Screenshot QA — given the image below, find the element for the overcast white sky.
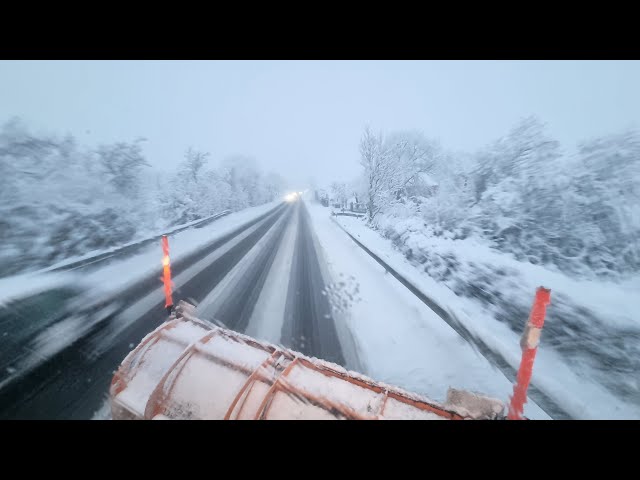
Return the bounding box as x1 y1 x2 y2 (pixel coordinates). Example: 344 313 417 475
1 60 639 187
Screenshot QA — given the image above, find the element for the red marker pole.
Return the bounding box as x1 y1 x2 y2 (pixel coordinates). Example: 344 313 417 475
507 287 551 420
161 235 173 315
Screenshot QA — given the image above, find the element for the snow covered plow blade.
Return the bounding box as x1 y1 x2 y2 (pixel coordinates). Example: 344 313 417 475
109 302 505 420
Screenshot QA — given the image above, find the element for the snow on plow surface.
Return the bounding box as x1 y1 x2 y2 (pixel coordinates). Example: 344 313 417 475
110 303 507 420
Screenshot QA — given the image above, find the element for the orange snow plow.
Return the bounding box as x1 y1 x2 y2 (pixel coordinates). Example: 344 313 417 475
109 238 548 420
110 301 506 420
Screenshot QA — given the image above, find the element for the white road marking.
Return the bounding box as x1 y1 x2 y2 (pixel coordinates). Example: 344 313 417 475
198 210 290 320
88 212 278 354
245 205 299 343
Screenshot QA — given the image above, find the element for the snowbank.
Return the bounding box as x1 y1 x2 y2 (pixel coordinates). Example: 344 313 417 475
306 201 551 420
333 210 640 419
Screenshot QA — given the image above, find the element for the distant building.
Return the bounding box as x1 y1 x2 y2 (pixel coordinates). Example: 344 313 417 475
346 196 366 213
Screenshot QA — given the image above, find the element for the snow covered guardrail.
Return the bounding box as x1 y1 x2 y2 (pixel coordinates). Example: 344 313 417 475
41 210 232 274
331 212 366 218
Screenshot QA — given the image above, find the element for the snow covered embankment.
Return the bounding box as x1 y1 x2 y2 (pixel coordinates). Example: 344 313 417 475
306 202 551 420
334 212 640 419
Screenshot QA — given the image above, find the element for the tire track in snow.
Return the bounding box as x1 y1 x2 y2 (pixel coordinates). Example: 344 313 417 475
244 204 299 344
0 205 288 419
197 206 293 332
281 203 346 367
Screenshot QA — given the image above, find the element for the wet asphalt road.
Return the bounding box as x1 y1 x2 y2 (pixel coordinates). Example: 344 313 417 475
282 204 344 365
0 201 347 419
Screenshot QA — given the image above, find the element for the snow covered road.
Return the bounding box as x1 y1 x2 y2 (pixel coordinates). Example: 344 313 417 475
0 203 290 418
0 201 353 419
1 198 552 419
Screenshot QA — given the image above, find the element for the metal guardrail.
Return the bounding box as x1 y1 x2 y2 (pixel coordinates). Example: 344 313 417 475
329 216 571 420
47 210 232 273
331 211 366 218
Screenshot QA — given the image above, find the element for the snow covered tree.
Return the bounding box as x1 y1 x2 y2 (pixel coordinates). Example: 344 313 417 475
466 116 563 254
330 181 348 208
564 130 640 275
359 126 395 222
348 176 367 205
264 171 287 201
0 117 290 277
385 130 441 199
354 116 640 279
0 119 148 275
96 138 150 200
183 147 209 182
357 126 446 222
220 155 260 209
417 151 474 231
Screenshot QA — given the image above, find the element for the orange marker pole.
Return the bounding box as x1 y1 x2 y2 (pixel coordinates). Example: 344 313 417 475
507 287 551 420
161 235 173 315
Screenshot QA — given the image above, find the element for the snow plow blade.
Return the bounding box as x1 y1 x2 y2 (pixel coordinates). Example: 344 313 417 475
110 301 506 420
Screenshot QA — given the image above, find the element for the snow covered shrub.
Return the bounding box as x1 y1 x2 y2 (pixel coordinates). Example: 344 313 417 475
0 118 287 277
363 117 640 280
467 117 640 279
0 118 150 276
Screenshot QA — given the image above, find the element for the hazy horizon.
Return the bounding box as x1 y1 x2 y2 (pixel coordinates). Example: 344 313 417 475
2 60 639 187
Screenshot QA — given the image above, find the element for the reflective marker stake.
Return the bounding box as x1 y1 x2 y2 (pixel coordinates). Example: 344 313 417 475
161 235 173 315
508 287 551 420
